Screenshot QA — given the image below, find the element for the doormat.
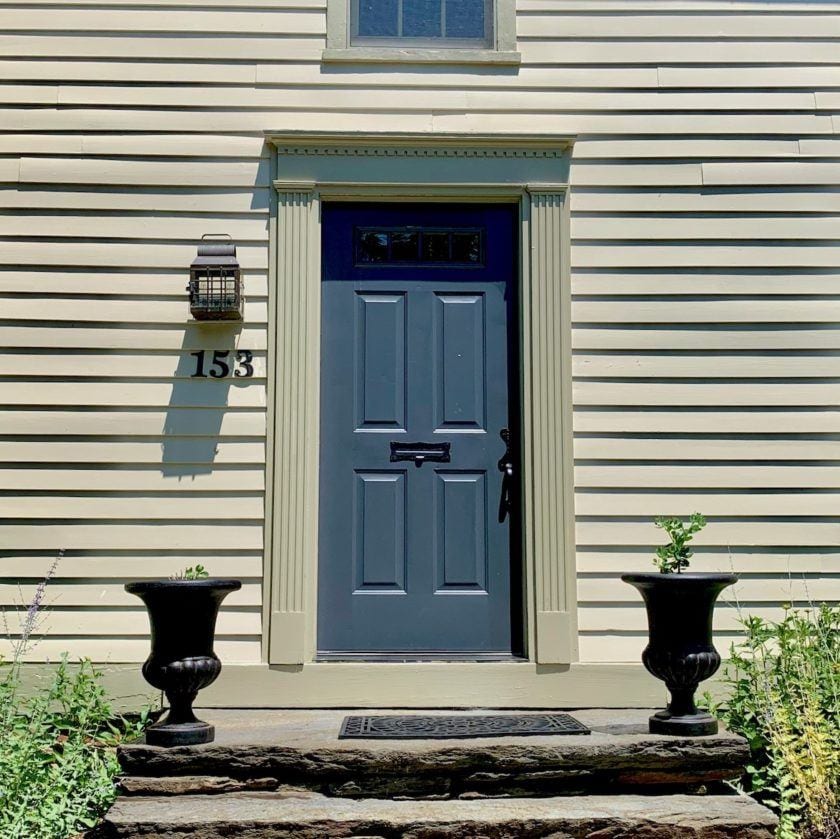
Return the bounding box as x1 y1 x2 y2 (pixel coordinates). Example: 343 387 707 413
338 713 590 739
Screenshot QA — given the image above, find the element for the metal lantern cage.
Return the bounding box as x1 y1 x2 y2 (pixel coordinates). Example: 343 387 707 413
188 234 243 321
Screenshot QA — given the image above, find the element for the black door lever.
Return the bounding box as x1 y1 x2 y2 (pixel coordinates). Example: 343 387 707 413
497 428 514 523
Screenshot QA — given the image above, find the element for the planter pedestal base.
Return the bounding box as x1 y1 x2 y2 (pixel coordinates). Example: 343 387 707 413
146 720 215 747
649 709 718 737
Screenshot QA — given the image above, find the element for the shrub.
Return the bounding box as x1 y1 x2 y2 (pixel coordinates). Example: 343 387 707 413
0 556 150 838
711 604 840 839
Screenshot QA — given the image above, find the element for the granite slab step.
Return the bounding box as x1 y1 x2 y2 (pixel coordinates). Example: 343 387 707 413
117 709 749 799
101 790 778 838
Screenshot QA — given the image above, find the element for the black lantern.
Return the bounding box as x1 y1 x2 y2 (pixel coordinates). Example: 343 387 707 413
188 234 243 320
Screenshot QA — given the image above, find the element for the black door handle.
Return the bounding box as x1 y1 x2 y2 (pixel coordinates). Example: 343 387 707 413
498 428 514 523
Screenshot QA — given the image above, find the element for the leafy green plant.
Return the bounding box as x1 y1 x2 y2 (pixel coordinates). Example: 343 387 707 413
653 512 707 573
170 564 209 580
708 604 840 839
0 553 151 838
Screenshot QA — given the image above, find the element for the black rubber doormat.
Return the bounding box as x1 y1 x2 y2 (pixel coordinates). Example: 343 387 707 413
338 713 590 739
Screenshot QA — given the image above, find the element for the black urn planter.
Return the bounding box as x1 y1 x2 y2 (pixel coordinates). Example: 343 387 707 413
125 579 241 747
621 572 737 736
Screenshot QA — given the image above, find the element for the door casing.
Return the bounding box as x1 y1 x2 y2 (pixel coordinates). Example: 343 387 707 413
264 133 577 702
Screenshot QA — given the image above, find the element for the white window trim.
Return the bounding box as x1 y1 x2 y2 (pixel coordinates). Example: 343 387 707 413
324 0 520 64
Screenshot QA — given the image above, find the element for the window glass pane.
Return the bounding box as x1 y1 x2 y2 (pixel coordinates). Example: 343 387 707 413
422 232 450 261
390 231 420 261
451 232 482 263
403 0 442 37
357 0 399 36
444 0 485 39
357 231 389 262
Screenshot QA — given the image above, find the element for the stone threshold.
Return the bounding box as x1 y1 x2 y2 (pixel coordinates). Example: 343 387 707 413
118 708 749 800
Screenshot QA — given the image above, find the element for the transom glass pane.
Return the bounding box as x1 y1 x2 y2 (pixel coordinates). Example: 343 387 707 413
354 0 489 45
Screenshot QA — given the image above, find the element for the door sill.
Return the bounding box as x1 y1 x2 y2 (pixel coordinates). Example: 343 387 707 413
316 652 526 663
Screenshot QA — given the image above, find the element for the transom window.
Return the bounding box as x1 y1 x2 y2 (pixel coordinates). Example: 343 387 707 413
355 226 484 265
351 0 492 47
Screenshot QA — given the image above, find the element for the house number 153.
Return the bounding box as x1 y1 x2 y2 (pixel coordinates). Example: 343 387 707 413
190 350 254 378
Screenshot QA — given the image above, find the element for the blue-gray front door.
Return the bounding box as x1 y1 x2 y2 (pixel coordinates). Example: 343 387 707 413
318 203 519 655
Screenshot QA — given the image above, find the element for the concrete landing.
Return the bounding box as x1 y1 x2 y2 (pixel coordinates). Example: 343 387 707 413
118 709 749 799
102 790 778 838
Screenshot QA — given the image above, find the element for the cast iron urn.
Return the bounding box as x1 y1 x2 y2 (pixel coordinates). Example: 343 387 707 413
621 572 737 736
125 579 241 746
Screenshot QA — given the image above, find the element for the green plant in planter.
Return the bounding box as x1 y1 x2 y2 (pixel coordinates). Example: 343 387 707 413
170 564 209 581
654 512 707 573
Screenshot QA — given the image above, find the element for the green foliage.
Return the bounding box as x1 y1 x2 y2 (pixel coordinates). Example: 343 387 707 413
0 552 150 838
653 512 707 573
171 564 209 581
709 604 840 839
0 657 150 839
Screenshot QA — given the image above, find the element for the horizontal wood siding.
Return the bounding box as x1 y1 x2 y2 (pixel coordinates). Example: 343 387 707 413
1 0 838 663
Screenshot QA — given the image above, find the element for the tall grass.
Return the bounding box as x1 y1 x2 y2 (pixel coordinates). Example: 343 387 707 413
712 604 840 839
0 552 149 839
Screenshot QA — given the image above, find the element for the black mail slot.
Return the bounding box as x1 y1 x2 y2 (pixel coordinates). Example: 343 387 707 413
390 441 451 466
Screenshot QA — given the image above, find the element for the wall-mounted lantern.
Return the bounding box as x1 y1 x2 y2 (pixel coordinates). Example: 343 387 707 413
188 234 243 321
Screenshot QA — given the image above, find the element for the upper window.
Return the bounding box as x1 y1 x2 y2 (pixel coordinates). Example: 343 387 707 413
324 0 519 64
353 0 491 48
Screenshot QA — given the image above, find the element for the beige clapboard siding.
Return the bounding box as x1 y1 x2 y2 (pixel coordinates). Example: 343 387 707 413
0 214 268 242
0 469 265 491
575 465 840 489
577 633 743 662
575 492 840 518
0 524 265 550
0 382 265 408
4 108 831 135
572 189 840 213
1 297 268 321
573 353 840 378
0 638 261 663
0 271 269 297
0 553 263 578
572 216 840 241
1 609 262 636
574 438 840 460
572 327 840 351
0 441 265 462
574 411 840 434
0 189 269 214
42 87 818 112
576 520 840 548
574 382 840 407
572 273 840 296
578 575 840 603
0 410 265 436
579 604 814 633
0 496 264 520
572 299 840 323
0 241 268 270
574 549 837 574
0 327 268 351
0 582 260 607
0 352 267 378
3 0 840 664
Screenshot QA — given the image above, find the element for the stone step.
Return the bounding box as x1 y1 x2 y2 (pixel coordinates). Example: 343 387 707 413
101 790 778 838
118 709 749 799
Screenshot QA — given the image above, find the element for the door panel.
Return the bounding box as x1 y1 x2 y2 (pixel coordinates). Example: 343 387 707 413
318 202 518 655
